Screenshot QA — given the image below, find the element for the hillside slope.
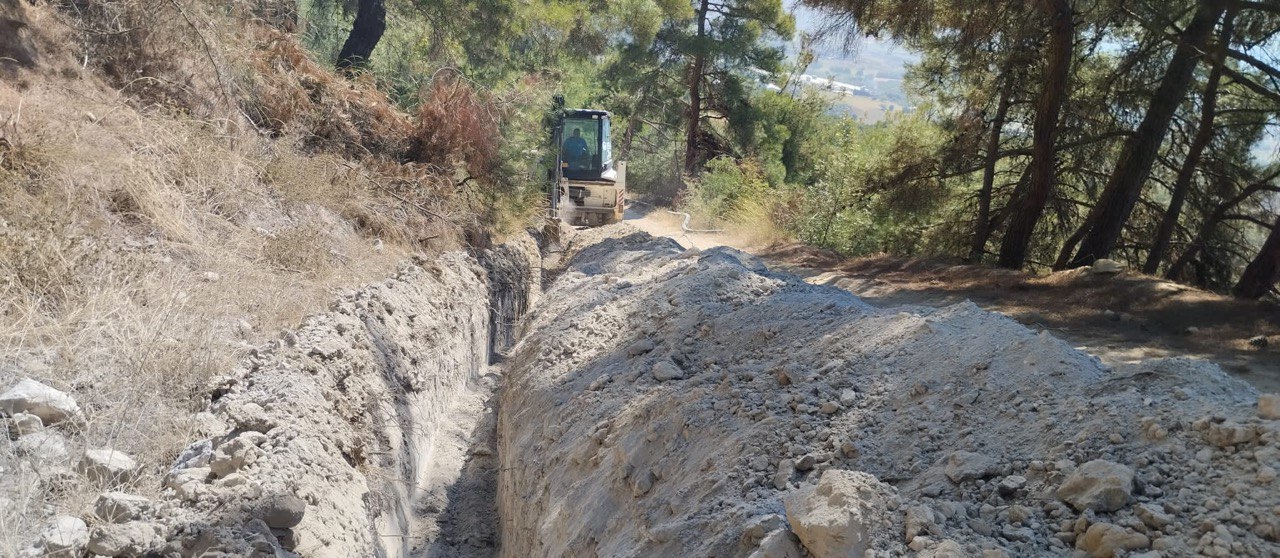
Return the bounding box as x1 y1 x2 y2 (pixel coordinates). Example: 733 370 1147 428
0 0 503 551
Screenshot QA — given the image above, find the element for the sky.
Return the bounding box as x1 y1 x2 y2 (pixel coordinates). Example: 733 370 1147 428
784 1 1277 165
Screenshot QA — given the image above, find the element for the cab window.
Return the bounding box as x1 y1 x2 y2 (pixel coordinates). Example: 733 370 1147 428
562 117 600 170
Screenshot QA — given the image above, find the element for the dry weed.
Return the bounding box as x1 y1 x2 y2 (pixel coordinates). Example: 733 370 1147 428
261 224 332 274
726 195 792 248
0 24 411 558
240 28 410 157
58 0 229 117
0 194 100 313
406 75 503 177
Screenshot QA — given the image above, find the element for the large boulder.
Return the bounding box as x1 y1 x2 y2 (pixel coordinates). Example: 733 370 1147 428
208 432 266 477
783 470 900 558
1201 420 1259 447
1076 522 1150 557
95 492 153 523
941 451 1000 483
10 412 43 435
1056 460 1134 512
78 449 139 485
254 493 306 529
13 430 70 463
747 529 804 558
1089 259 1124 275
1258 393 1279 420
38 515 88 557
86 522 161 557
0 379 83 425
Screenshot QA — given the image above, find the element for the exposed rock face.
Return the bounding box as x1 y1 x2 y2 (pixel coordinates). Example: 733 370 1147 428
783 470 901 558
0 378 83 425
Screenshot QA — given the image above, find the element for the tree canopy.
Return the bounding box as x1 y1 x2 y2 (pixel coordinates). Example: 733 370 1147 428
305 0 1280 297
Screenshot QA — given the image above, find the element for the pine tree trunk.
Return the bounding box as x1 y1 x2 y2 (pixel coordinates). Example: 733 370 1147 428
1052 220 1088 269
966 71 1015 264
621 113 638 161
1143 9 1234 275
1165 209 1219 281
1233 215 1280 298
997 0 1073 269
684 0 710 175
336 0 386 71
1166 174 1279 279
1068 0 1226 267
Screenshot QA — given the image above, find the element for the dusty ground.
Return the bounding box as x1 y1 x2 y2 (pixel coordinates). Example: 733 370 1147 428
625 205 1280 393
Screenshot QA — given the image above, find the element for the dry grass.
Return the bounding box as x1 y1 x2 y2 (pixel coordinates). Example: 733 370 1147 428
0 0 483 551
723 195 793 248
241 27 411 157
406 75 503 177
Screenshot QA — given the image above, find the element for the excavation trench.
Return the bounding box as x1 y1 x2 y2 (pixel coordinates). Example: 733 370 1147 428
149 233 542 558
155 225 1274 558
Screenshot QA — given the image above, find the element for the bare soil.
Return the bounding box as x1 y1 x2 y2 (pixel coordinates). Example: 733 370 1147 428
626 204 1280 393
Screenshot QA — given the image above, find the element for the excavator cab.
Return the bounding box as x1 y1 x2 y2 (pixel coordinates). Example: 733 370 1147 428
550 109 626 227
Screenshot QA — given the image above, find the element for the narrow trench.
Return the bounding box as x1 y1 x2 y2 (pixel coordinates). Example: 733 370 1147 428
405 242 544 557
408 366 503 558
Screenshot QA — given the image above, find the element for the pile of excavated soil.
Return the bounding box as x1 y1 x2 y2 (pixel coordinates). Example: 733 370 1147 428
499 225 1278 558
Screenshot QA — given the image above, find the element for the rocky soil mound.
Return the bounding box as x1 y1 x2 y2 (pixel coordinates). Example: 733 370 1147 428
499 225 1277 557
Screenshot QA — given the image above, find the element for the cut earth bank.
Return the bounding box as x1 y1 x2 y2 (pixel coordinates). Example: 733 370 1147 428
6 233 541 557
9 224 1278 558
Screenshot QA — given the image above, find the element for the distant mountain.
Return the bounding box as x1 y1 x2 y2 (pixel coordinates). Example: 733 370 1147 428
785 2 917 107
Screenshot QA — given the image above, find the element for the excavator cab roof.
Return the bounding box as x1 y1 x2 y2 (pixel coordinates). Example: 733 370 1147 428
564 108 609 117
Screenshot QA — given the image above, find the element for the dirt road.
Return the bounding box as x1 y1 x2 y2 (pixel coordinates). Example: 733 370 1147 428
625 204 1280 392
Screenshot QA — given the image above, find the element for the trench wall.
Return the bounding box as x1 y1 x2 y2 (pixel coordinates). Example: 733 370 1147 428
156 234 539 558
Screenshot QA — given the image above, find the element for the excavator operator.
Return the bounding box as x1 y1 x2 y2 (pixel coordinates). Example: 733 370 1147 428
563 127 590 169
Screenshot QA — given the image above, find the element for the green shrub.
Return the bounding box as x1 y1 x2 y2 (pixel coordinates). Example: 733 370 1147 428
683 156 769 223
794 115 948 256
